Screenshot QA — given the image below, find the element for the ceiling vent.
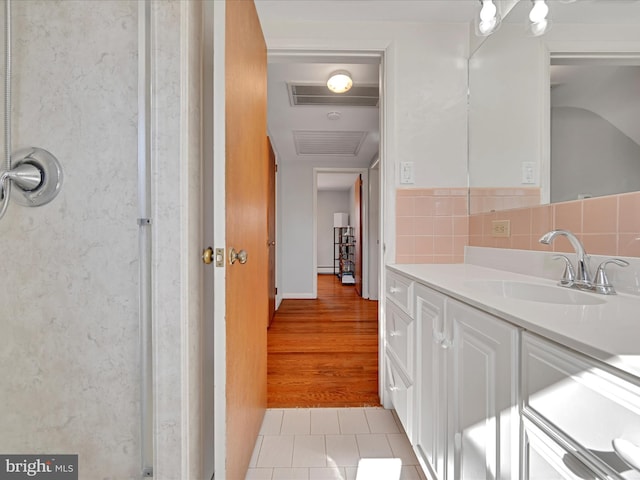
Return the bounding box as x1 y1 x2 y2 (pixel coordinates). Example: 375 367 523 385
288 83 379 107
293 130 368 156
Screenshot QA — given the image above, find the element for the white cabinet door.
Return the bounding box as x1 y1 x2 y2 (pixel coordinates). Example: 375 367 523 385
448 299 520 480
386 350 414 440
523 332 640 479
522 416 600 480
415 284 449 480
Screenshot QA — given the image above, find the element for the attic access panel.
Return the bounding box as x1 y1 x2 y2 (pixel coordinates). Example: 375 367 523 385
293 130 368 156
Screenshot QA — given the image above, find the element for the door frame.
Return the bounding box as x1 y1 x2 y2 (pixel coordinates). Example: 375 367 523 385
313 167 369 298
267 48 389 405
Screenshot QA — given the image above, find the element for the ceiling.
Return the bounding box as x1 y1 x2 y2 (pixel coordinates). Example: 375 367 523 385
317 173 360 191
266 61 380 170
255 0 480 24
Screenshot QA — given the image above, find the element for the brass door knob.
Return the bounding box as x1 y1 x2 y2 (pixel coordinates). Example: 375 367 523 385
202 247 214 264
229 248 248 265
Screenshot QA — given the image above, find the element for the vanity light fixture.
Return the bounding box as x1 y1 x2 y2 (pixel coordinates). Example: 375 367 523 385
327 70 353 94
476 0 501 36
528 0 551 36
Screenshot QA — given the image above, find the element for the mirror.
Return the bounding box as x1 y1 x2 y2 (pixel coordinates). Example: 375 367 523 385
468 0 640 215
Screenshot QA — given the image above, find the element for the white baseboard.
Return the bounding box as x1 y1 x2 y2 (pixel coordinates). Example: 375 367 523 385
282 293 316 299
317 267 335 275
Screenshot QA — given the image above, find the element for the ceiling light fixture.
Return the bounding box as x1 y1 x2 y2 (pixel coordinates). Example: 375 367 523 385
475 0 501 37
528 0 551 36
327 70 353 94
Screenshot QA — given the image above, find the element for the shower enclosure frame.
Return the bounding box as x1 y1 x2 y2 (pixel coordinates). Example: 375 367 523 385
140 1 211 479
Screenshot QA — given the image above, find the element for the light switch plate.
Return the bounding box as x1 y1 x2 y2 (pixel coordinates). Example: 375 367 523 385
492 220 511 237
521 162 535 184
400 162 415 184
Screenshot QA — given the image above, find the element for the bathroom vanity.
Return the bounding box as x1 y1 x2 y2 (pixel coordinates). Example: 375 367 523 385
385 253 640 480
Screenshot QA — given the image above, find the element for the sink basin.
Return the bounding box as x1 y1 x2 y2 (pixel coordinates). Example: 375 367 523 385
464 280 607 306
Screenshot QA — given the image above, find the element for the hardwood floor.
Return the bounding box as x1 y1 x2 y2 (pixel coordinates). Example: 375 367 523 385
267 274 380 408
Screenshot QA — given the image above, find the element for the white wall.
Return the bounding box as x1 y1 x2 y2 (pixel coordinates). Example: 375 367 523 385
551 107 640 203
0 1 140 476
551 65 640 147
368 162 380 300
262 19 470 277
261 20 469 188
468 22 544 188
317 190 350 273
280 161 364 297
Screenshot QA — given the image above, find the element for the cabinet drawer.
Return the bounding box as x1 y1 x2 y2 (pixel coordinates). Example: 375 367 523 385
386 269 414 316
523 333 640 479
385 300 415 380
386 351 414 441
523 416 599 480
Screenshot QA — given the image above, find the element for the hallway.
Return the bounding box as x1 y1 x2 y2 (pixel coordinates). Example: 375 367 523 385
268 275 379 407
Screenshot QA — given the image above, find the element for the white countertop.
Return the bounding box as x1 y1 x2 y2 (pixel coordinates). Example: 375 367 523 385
387 263 640 380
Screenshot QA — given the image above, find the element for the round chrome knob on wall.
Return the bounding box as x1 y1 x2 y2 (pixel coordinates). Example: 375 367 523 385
11 147 63 207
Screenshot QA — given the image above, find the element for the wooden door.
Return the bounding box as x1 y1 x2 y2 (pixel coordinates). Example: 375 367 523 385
225 1 268 478
354 175 363 296
267 137 276 327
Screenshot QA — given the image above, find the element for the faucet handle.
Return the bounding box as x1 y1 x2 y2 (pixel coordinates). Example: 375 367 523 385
594 258 629 295
552 254 576 287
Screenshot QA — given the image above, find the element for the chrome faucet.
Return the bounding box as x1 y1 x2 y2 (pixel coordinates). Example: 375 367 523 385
539 229 592 287
539 229 629 295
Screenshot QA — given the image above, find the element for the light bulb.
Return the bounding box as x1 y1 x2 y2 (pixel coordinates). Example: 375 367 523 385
480 0 497 22
529 18 548 36
476 0 500 36
327 71 353 94
529 0 549 23
479 18 498 35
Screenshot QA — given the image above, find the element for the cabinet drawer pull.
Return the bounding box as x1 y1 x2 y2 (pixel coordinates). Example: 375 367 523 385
441 339 452 349
389 330 401 337
388 385 400 392
389 286 401 294
613 438 640 472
